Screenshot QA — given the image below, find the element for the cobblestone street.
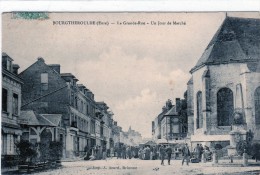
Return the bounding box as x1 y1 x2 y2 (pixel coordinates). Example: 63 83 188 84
33 158 260 175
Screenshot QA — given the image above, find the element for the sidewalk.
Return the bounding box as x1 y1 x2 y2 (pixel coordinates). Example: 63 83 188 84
61 157 84 162
1 166 18 174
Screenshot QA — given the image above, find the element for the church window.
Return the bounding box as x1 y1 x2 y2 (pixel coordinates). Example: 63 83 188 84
254 86 260 124
217 88 234 126
196 91 203 129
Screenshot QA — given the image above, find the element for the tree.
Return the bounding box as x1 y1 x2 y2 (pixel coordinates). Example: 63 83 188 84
49 141 63 161
15 140 37 164
250 143 260 161
38 142 50 163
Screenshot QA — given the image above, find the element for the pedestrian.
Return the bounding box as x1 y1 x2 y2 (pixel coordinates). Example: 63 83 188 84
122 146 126 159
194 144 201 161
98 146 102 160
117 146 122 159
199 144 204 161
182 143 190 166
138 148 143 159
166 145 172 165
159 145 166 165
126 146 132 159
150 146 153 160
144 146 151 160
102 146 107 160
152 146 157 160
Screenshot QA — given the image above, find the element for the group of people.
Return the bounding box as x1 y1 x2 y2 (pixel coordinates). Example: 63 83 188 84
84 143 212 165
158 143 190 166
115 146 139 159
193 144 212 162
84 145 108 160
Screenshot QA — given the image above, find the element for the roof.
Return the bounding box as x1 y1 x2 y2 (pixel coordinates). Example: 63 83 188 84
164 105 179 116
2 52 14 61
144 140 156 145
60 73 75 78
40 114 62 126
191 17 260 73
20 110 56 127
187 77 193 85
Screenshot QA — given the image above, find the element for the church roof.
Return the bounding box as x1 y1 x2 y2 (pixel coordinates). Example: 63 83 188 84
190 17 260 73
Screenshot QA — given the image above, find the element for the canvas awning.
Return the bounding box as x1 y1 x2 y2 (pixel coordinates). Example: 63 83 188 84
156 138 168 144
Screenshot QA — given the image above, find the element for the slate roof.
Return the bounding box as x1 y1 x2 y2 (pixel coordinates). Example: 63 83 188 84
2 52 14 61
60 73 75 78
20 110 56 127
40 114 62 126
190 17 260 73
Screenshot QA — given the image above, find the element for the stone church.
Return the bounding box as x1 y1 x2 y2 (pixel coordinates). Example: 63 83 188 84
187 16 260 148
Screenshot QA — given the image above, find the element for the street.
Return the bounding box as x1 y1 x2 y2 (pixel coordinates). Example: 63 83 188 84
35 158 260 175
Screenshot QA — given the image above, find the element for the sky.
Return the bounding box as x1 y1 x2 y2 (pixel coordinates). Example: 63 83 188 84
2 12 260 138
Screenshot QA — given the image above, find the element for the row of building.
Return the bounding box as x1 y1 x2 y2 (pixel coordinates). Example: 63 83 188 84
2 54 142 160
152 16 260 148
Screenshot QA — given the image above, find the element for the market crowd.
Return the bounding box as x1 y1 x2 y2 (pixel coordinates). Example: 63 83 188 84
83 143 213 166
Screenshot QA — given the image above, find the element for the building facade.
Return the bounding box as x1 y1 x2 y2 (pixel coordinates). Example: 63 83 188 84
18 57 115 158
187 17 260 148
152 99 188 143
126 127 142 146
1 53 23 162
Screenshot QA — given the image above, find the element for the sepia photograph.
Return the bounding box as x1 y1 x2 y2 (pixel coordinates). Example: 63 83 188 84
1 11 260 174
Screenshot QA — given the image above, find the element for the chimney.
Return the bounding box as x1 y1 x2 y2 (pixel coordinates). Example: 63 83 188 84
12 64 20 74
162 106 167 112
176 98 181 113
48 64 60 74
37 57 45 62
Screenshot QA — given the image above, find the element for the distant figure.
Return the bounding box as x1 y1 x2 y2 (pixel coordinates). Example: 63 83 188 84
138 148 143 159
194 144 201 161
134 147 139 158
152 146 157 160
117 146 122 159
89 148 96 161
102 146 107 160
98 146 102 160
199 144 204 161
126 146 132 159
144 146 151 160
182 143 190 166
166 145 173 165
159 145 166 165
122 146 126 159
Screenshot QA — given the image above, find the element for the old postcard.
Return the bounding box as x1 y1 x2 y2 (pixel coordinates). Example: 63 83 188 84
1 11 260 175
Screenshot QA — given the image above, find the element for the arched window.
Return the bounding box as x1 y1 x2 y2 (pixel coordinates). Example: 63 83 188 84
217 88 234 126
196 91 203 129
254 86 260 125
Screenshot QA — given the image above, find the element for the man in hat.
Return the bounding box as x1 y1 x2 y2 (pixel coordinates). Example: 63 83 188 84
159 145 166 165
166 145 173 165
182 143 190 166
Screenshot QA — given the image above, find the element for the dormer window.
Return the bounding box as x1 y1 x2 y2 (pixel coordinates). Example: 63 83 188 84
6 59 12 71
2 57 12 71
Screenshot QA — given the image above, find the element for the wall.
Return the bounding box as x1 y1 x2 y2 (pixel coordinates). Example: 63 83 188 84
191 62 260 142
